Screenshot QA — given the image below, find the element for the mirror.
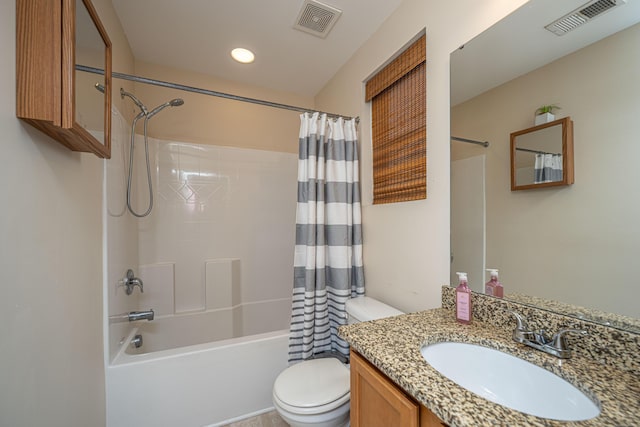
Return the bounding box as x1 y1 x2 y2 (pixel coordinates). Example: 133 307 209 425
75 0 107 144
72 0 112 157
450 0 640 332
511 117 574 190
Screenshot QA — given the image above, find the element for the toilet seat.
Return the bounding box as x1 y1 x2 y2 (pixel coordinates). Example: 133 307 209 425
273 358 350 415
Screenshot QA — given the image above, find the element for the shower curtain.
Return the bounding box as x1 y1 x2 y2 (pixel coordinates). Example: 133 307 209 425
534 153 563 183
288 112 364 363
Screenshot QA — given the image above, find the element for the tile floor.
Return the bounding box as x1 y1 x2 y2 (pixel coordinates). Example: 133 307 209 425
223 410 288 427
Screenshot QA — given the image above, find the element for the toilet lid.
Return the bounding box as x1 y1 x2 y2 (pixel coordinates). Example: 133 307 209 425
273 358 350 408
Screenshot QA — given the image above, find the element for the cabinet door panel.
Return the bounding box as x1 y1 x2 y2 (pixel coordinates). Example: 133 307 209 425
350 350 419 427
421 405 448 427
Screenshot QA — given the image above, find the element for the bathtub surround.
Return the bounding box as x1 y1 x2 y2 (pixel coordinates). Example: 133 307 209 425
138 263 175 315
135 139 297 314
289 113 364 362
106 135 294 425
205 259 241 311
137 259 244 318
134 259 290 343
107 106 142 362
119 303 289 355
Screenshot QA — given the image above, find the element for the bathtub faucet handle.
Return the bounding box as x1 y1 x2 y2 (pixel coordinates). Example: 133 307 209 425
122 269 144 295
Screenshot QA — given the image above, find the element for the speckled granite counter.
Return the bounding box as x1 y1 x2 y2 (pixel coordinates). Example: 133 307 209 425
339 308 640 427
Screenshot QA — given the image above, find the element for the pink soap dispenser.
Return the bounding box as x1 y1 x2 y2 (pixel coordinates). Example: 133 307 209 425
485 268 503 298
455 272 472 324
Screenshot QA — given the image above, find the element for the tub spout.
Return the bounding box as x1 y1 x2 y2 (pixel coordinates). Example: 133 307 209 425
128 309 154 322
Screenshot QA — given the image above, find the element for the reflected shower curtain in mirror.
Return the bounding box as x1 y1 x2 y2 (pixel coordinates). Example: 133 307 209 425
288 112 365 363
534 153 563 183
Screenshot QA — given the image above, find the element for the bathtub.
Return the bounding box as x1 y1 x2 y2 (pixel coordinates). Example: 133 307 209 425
106 301 290 427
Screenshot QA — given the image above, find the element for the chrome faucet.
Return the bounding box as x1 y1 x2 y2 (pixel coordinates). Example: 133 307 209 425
510 311 587 359
128 309 154 322
122 269 144 295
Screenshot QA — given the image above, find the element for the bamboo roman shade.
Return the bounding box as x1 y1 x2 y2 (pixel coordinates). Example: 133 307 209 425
366 35 426 204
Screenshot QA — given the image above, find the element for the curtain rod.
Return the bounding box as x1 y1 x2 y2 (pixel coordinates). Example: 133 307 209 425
451 136 489 147
516 147 559 155
77 64 359 123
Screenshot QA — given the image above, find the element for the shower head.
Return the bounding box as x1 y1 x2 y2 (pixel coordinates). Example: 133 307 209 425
120 88 148 115
147 98 185 119
94 83 105 93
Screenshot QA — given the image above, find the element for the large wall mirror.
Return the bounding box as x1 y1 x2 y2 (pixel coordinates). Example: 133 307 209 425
450 0 640 331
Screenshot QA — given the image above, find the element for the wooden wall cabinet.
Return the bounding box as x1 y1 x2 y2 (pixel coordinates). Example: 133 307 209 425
510 117 574 191
350 350 447 427
17 0 112 158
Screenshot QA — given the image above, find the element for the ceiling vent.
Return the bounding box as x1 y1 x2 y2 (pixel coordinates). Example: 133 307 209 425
293 0 342 38
545 0 627 36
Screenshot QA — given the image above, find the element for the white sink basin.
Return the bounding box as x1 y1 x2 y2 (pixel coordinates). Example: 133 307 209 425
421 342 600 421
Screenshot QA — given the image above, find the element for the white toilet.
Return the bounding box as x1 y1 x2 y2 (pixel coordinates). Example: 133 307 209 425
272 296 403 427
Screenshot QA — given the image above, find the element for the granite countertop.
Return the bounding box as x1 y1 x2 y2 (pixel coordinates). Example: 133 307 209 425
339 308 640 427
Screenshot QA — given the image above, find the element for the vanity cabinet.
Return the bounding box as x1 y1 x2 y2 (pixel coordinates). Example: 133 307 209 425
350 350 447 427
16 0 112 158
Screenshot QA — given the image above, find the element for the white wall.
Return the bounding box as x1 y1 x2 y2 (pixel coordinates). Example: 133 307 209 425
0 1 104 425
0 0 136 425
451 23 640 317
315 0 529 313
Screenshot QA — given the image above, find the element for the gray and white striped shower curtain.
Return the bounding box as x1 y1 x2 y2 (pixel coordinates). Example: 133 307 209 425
288 112 365 363
534 153 563 183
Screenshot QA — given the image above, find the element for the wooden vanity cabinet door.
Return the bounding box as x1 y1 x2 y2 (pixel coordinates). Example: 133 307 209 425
350 350 419 427
421 405 449 427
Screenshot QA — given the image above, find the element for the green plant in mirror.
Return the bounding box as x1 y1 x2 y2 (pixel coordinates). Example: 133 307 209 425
535 104 561 115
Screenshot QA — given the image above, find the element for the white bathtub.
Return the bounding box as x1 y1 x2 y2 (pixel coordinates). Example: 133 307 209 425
107 301 290 427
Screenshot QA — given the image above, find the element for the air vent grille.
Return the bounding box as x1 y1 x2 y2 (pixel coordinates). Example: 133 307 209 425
545 0 627 36
293 0 342 38
580 0 617 18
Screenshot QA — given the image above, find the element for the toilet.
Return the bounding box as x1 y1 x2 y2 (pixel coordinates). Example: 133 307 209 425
273 296 404 427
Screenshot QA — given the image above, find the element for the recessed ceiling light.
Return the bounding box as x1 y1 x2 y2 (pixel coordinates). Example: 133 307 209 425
231 48 255 64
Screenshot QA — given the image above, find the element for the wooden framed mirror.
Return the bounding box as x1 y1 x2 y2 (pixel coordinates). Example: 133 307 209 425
16 0 112 158
510 117 573 191
72 0 112 157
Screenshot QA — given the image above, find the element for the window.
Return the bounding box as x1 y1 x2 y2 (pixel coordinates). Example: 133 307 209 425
366 34 426 204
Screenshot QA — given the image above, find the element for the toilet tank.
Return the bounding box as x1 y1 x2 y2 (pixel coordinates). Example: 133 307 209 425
345 296 403 324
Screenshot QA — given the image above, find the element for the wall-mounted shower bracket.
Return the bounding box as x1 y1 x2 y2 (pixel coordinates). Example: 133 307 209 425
121 269 144 295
